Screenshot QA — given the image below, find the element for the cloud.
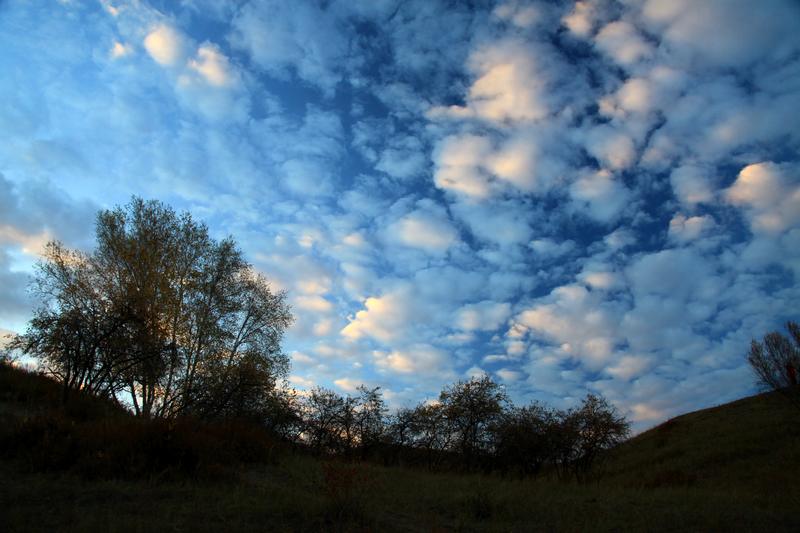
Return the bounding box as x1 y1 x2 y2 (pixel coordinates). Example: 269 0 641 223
455 301 511 332
434 38 586 125
569 169 631 223
451 199 535 248
188 43 238 87
670 164 715 206
515 284 623 371
594 20 654 67
375 135 428 180
373 343 451 376
433 134 494 199
492 1 545 29
529 238 575 258
144 24 188 67
583 125 637 171
383 200 460 256
110 41 132 59
341 286 415 344
229 0 349 93
640 0 800 68
333 377 361 393
726 162 800 234
668 214 715 243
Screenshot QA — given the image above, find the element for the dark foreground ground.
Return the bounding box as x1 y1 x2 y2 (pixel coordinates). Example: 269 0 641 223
1 365 799 532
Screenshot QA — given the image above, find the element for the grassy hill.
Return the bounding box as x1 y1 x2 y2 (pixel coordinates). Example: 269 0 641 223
604 391 800 492
1 362 798 532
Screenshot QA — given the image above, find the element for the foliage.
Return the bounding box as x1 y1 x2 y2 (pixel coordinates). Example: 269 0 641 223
379 376 628 481
439 375 508 468
492 402 556 477
300 385 388 458
747 321 800 406
10 198 293 421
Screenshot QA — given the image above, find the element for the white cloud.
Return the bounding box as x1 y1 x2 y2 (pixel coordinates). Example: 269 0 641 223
383 200 460 255
668 213 715 243
493 1 543 29
334 377 361 393
144 24 187 67
515 284 623 370
375 136 428 180
496 367 524 382
562 1 597 38
670 164 715 206
229 0 348 93
487 127 570 194
726 162 800 234
455 301 511 332
583 125 637 170
188 44 237 87
640 0 800 68
570 169 631 223
374 343 450 375
578 268 621 291
340 287 414 344
466 41 550 122
110 41 132 59
529 238 575 258
451 199 534 247
605 355 654 381
433 134 494 199
594 20 654 67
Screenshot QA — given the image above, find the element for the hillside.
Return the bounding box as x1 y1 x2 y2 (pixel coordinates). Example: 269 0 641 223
1 363 799 532
604 391 800 492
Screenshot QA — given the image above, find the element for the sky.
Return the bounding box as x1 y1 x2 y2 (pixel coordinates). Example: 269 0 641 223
0 0 799 431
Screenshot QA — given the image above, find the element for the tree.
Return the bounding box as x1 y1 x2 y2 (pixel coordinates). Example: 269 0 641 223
12 198 293 420
302 387 347 454
354 385 388 457
747 321 800 406
492 402 555 478
406 401 451 468
439 375 508 469
569 393 630 480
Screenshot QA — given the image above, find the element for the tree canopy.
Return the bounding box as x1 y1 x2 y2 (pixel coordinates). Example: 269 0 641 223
12 198 293 420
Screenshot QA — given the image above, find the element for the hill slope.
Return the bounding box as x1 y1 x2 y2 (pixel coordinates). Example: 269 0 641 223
603 391 800 492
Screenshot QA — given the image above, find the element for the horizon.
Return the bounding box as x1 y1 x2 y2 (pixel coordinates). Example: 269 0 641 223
1 0 799 432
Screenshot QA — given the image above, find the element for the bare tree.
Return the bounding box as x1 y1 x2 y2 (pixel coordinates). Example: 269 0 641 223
747 321 800 406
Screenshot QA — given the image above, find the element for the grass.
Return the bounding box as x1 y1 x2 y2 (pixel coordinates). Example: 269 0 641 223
3 455 798 532
1 363 799 531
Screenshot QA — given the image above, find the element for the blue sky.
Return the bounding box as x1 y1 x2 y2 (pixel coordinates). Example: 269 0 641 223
1 0 799 430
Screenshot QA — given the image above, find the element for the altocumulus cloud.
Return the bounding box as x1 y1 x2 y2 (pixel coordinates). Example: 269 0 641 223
0 0 798 430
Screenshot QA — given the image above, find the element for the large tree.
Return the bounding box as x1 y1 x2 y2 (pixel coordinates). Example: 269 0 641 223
13 198 293 419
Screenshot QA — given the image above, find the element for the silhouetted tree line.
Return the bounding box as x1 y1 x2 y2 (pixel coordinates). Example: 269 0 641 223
286 375 629 481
